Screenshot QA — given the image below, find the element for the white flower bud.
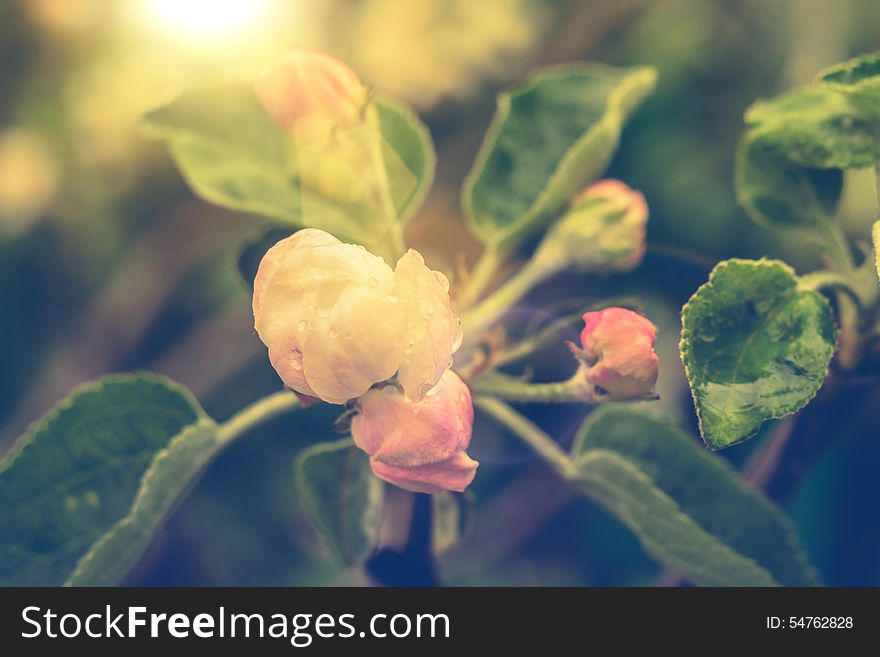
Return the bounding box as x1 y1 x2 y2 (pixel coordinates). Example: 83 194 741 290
253 229 461 404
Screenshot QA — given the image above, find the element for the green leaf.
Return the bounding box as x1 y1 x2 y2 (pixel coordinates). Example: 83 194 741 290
0 374 205 585
295 438 383 565
817 51 880 121
680 259 837 449
374 94 435 223
143 83 434 245
744 88 880 170
572 407 819 586
873 221 880 283
735 132 843 230
65 420 220 586
735 79 880 231
237 226 294 289
463 63 656 247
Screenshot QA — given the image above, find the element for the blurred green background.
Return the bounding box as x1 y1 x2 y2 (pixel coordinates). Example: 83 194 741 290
1 0 878 585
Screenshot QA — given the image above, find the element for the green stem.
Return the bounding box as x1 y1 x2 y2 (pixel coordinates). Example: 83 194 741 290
471 372 591 403
473 395 577 479
458 243 508 310
217 390 302 445
819 220 856 274
798 270 867 310
815 221 861 369
462 258 560 337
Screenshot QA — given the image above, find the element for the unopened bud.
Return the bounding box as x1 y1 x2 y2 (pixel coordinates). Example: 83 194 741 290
577 307 659 400
533 179 648 275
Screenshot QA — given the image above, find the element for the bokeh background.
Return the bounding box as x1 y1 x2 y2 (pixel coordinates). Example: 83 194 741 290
1 0 878 585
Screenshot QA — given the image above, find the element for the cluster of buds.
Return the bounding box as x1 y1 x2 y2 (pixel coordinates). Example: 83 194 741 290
251 49 660 495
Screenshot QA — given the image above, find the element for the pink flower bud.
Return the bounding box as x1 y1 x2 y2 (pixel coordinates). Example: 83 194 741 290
255 49 368 132
579 308 659 400
351 370 478 494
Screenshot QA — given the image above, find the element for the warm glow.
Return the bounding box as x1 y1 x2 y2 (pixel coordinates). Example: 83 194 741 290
146 0 269 38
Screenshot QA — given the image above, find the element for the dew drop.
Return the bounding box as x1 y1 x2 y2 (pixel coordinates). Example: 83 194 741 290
388 294 398 304
316 307 329 318
366 276 379 288
297 320 308 332
328 327 339 338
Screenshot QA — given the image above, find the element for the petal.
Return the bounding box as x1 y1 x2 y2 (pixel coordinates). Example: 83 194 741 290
394 249 462 401
267 338 316 398
369 451 479 494
351 371 474 467
253 229 404 404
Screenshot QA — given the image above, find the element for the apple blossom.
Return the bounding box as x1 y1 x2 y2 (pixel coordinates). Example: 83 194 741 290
351 370 478 493
252 229 461 404
578 307 659 400
255 48 368 134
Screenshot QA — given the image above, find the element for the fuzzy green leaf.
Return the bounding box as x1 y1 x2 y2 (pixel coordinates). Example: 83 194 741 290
744 88 880 170
572 407 819 586
295 438 383 565
817 51 880 121
735 70 880 232
0 374 205 585
680 259 837 449
65 420 221 586
143 83 434 246
463 64 656 247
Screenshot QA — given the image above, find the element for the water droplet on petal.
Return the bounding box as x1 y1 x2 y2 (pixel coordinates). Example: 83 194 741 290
388 294 398 304
297 320 308 332
328 327 339 338
366 276 378 288
290 347 304 371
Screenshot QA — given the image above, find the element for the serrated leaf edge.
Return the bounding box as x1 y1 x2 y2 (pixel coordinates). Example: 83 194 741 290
65 418 218 586
0 372 206 476
679 258 836 449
